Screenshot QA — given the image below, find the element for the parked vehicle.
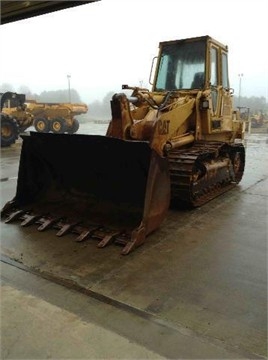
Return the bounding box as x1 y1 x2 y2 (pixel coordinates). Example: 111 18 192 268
1 36 246 254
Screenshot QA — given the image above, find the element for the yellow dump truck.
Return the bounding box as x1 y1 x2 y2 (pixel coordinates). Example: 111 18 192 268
2 36 247 254
26 100 88 134
1 94 88 147
250 111 265 128
1 92 33 147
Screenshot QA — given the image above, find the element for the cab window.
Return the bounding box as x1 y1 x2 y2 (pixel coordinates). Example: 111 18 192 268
222 53 229 88
210 47 218 86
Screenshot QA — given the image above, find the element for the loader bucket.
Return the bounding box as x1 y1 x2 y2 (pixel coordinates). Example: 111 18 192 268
2 132 170 254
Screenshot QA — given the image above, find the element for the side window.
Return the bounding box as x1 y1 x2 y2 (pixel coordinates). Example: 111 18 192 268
210 47 218 86
155 55 169 90
222 53 229 88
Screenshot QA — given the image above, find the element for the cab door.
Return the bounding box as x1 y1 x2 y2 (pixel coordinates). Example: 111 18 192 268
220 50 234 131
209 45 221 130
209 44 233 132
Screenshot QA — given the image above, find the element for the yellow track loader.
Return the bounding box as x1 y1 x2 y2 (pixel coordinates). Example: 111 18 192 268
1 36 246 254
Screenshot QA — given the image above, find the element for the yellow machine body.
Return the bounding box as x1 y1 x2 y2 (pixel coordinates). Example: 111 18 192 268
1 36 246 254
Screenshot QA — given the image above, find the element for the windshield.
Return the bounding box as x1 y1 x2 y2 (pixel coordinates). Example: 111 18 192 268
155 40 206 91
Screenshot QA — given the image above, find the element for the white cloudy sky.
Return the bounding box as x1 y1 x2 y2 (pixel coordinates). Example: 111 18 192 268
0 0 268 103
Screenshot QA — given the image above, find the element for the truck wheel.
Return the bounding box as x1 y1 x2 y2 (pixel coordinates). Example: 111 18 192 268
51 117 67 134
68 118 80 134
1 115 19 147
34 117 50 133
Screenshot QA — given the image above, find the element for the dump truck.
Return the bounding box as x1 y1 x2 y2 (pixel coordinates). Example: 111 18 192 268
1 92 33 147
250 111 265 128
25 100 88 134
1 36 246 254
0 94 88 147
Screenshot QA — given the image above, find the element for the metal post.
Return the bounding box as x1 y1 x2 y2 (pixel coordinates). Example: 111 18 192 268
67 74 71 103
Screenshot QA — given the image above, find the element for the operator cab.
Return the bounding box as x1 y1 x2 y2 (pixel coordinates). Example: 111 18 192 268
153 35 229 93
154 38 205 91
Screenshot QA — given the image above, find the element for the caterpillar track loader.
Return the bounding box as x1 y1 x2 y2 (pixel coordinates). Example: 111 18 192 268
1 36 246 255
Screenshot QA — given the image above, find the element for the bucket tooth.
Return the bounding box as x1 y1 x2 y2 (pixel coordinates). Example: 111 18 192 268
56 221 79 237
121 225 146 255
76 230 90 242
75 226 100 242
37 217 62 231
5 209 25 223
21 214 41 227
97 231 121 248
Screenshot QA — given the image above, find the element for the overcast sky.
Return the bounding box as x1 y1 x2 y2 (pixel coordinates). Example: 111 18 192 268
1 0 267 103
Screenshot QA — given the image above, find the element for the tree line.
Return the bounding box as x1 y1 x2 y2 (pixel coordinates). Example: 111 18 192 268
0 83 82 104
233 95 268 115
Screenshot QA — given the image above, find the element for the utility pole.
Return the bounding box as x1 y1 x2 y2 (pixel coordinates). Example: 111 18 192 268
67 74 71 103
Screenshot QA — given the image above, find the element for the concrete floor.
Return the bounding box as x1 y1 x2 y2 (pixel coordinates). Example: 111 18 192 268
0 126 267 359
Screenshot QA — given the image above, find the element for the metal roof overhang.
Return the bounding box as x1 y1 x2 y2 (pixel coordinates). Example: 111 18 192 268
1 1 99 25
